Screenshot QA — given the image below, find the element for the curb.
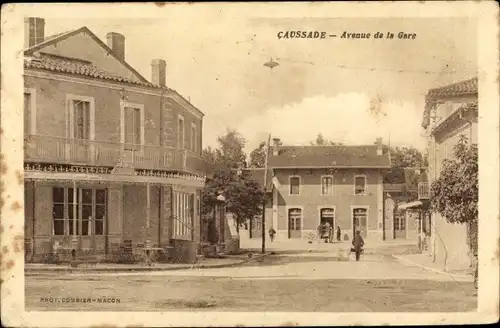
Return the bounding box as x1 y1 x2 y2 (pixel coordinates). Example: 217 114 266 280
392 255 472 280
25 253 270 275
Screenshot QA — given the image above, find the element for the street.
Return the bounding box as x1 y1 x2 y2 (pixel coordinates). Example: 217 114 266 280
25 246 477 312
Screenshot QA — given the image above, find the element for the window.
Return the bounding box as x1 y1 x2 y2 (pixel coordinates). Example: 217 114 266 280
124 107 141 149
190 123 197 152
321 176 333 195
52 187 107 236
68 188 79 235
289 176 300 195
81 189 92 236
394 215 406 231
52 188 65 235
354 175 366 195
172 191 194 240
73 100 91 140
288 208 302 231
95 189 106 235
178 115 185 149
24 92 31 136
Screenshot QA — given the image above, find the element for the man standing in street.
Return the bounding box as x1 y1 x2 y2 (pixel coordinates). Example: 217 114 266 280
352 230 365 261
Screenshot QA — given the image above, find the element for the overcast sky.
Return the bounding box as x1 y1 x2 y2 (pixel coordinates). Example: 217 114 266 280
43 11 477 153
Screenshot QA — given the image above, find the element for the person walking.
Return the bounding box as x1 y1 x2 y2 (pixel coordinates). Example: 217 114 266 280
336 225 342 242
268 228 276 242
351 230 365 261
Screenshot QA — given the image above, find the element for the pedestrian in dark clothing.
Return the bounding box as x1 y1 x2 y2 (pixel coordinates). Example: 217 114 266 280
336 226 341 242
269 228 276 242
351 231 365 261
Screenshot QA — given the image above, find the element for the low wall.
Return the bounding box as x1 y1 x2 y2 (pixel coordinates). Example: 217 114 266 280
171 239 198 264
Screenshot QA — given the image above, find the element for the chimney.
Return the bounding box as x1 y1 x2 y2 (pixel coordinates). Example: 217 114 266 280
151 59 166 87
106 32 125 61
376 137 383 155
272 138 280 156
24 17 45 48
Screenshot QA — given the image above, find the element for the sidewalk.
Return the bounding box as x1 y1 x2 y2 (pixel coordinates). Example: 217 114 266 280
240 236 416 253
25 253 268 274
393 253 473 281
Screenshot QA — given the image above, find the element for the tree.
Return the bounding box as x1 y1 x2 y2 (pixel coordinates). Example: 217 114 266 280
430 135 478 257
249 141 266 168
216 128 247 168
383 145 428 185
201 168 266 229
310 133 343 145
201 129 266 237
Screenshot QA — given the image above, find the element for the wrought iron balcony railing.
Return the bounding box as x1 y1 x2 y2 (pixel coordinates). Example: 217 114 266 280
24 134 210 176
418 182 430 199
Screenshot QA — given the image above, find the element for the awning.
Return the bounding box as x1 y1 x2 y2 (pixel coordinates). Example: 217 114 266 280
397 201 423 210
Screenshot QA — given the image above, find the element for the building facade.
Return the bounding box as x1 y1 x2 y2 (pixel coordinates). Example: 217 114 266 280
257 138 392 241
23 18 209 263
421 77 478 271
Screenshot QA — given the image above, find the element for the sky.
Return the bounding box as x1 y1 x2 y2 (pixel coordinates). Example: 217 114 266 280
42 10 477 154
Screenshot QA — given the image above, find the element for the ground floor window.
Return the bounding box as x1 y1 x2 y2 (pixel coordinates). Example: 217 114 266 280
353 207 368 238
394 214 406 231
52 187 107 236
172 191 195 240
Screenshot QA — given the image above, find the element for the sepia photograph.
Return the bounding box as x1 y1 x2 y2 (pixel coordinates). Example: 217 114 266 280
1 2 499 327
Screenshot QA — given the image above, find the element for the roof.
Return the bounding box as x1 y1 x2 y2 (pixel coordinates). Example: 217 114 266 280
268 145 391 168
422 77 478 128
244 168 273 191
25 53 155 87
23 26 205 117
24 27 149 84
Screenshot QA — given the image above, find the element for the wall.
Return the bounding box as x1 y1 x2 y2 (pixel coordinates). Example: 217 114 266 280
23 75 203 154
273 168 383 240
433 213 470 271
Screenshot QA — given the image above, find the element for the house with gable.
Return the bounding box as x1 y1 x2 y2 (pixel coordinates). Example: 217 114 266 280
23 17 211 263
419 77 478 272
263 138 392 241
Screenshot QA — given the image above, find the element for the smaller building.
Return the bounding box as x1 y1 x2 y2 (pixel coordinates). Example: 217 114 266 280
249 138 392 242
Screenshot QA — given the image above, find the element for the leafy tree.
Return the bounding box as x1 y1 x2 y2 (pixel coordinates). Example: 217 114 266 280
384 145 428 185
430 135 478 256
249 141 266 168
216 128 247 168
201 168 265 230
311 133 343 145
201 129 266 238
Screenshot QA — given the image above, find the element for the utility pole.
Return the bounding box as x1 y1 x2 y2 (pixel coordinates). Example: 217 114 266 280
261 133 271 254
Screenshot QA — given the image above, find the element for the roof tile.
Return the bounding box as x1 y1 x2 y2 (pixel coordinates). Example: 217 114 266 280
268 145 391 168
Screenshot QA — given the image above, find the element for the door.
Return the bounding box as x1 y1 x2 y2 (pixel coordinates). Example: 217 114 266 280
352 208 368 238
320 208 335 239
288 208 302 239
71 100 92 163
123 106 142 166
393 211 407 239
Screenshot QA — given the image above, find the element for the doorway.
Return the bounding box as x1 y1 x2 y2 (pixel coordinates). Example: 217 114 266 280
394 211 407 239
352 207 368 238
288 208 302 239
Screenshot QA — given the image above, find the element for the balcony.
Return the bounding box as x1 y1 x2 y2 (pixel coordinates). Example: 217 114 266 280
418 182 430 199
24 134 209 176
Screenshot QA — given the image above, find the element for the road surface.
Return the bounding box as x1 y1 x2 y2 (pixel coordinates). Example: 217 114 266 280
25 249 476 312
